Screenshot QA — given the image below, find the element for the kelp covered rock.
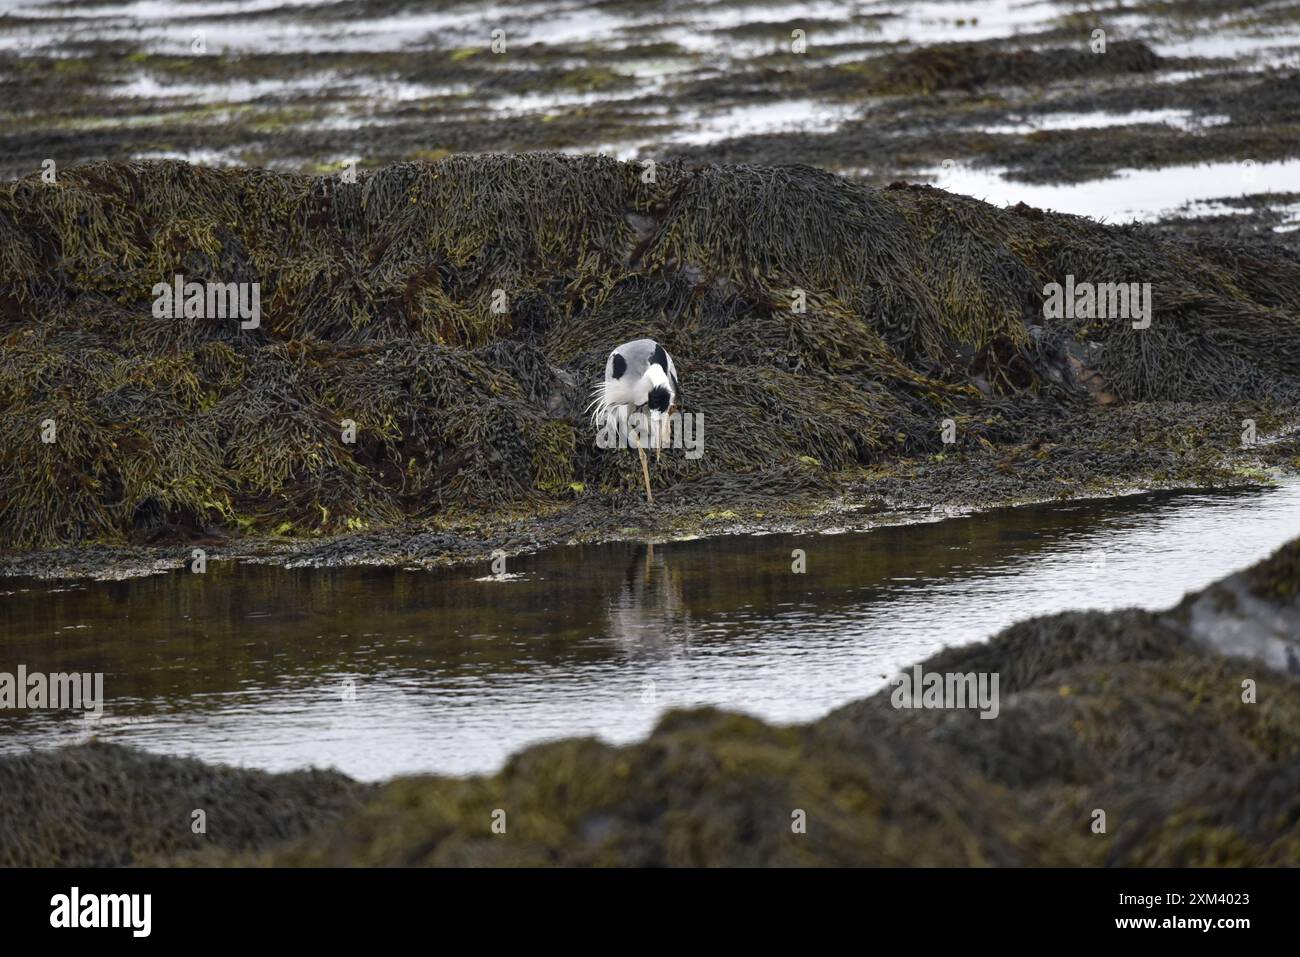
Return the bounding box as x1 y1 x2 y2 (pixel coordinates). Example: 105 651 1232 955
1 156 1298 548
0 743 368 867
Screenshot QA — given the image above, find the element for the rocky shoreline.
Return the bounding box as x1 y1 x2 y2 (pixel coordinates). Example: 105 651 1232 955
3 156 1299 580
2 431 1297 582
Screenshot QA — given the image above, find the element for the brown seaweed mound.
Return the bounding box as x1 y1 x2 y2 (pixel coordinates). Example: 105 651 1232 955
2 156 1298 548
0 744 368 867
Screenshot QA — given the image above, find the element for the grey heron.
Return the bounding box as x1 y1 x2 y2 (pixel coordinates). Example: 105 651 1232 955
587 338 680 505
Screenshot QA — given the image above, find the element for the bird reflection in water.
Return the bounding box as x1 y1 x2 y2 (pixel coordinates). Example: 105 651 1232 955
605 542 691 654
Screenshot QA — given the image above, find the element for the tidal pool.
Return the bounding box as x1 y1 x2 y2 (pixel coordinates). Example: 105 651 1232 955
925 158 1300 224
2 481 1299 780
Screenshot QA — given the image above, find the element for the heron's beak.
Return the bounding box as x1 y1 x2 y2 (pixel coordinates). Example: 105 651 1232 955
650 410 666 461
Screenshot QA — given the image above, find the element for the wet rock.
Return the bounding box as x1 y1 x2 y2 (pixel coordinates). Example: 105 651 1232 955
1169 538 1300 675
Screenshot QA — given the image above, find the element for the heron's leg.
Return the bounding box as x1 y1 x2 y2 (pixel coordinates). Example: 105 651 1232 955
640 445 654 505
632 432 654 505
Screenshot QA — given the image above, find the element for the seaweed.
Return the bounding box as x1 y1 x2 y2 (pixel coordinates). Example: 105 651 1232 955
0 743 369 867
1 155 1298 549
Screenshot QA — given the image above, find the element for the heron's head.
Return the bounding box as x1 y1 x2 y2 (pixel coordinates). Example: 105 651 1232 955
647 383 673 449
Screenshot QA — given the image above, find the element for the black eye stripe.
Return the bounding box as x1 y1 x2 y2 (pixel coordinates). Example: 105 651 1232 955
610 353 627 379
647 385 671 412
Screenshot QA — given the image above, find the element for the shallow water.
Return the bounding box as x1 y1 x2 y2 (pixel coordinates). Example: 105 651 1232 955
2 482 1299 780
925 158 1300 223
